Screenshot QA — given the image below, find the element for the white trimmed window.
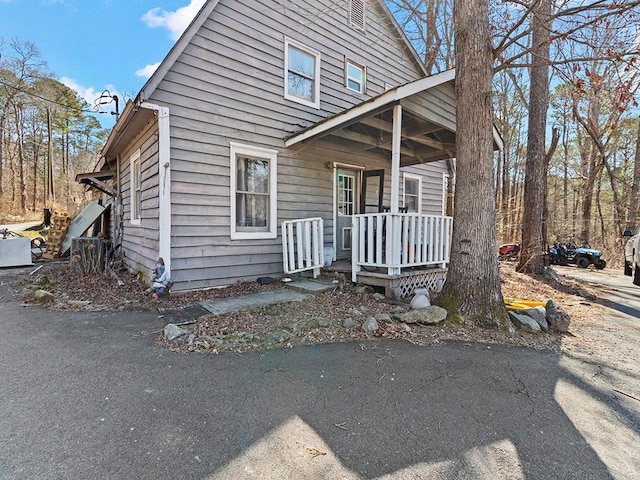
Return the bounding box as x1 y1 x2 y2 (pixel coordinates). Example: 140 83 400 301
230 143 278 240
403 173 422 213
130 149 141 225
346 60 365 94
350 0 366 31
284 38 321 109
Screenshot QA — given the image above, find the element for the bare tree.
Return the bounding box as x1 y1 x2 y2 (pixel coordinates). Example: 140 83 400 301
517 0 553 275
629 119 640 230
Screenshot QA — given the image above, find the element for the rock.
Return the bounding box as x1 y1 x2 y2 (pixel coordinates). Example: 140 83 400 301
362 317 379 333
392 306 447 325
544 267 560 282
546 300 570 333
390 305 405 314
519 306 548 331
375 313 392 323
67 300 92 306
355 284 374 294
31 274 50 287
267 331 288 343
401 323 411 332
410 288 431 309
509 311 541 333
34 289 54 303
373 293 385 301
316 317 332 327
164 323 190 342
342 317 357 328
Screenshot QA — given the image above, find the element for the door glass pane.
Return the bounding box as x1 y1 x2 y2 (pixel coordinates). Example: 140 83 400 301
338 174 354 215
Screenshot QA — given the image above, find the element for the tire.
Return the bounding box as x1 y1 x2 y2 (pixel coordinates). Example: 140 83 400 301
595 259 606 270
634 264 640 286
625 260 633 276
576 257 590 269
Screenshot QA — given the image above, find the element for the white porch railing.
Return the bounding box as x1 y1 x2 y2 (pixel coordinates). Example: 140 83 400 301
352 213 453 282
282 217 324 277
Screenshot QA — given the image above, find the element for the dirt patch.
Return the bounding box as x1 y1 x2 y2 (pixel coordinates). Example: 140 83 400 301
12 262 606 354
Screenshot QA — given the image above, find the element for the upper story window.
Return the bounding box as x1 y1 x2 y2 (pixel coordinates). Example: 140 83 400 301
230 142 278 240
350 0 366 31
403 173 422 213
130 149 141 225
284 38 321 109
346 60 365 94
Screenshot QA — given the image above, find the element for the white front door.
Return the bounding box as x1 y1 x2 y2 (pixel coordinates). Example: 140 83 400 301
336 168 359 259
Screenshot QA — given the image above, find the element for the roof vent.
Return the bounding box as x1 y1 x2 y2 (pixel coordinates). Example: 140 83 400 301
350 0 366 31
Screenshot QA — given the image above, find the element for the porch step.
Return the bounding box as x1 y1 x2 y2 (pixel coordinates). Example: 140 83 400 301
285 278 335 294
200 289 309 316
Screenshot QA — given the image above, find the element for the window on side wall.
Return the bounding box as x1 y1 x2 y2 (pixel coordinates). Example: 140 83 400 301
284 38 321 109
403 173 422 213
130 149 141 225
230 143 278 240
346 60 365 94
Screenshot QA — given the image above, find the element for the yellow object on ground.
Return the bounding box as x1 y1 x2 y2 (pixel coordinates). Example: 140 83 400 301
503 297 547 311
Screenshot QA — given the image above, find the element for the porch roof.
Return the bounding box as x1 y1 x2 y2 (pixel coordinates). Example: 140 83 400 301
285 69 501 165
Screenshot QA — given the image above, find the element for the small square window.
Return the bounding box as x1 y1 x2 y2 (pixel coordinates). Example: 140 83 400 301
346 61 365 94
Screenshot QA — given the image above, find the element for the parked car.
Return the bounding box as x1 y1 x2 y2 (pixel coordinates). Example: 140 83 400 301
498 243 520 261
548 236 606 269
623 228 640 285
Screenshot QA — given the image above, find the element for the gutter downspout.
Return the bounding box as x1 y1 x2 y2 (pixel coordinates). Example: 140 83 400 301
140 102 171 275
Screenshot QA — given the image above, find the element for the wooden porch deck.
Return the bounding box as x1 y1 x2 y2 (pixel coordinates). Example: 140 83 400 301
323 259 447 299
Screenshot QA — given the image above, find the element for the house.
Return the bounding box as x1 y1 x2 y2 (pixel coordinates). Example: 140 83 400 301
82 0 463 298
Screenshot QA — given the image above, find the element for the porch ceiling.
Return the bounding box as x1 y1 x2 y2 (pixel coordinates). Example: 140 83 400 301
285 70 458 166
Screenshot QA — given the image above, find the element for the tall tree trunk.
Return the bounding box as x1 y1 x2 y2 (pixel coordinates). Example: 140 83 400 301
0 114 4 197
13 104 27 212
46 107 55 205
438 0 508 329
518 0 551 274
629 118 640 229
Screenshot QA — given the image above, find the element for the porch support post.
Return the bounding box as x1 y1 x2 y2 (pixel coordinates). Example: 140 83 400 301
390 104 402 213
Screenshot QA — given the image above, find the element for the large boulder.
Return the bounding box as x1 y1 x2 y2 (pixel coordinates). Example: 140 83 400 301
392 306 447 325
519 306 548 331
546 300 571 333
508 311 541 333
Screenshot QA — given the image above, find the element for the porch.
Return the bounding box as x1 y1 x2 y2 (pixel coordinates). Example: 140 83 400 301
282 213 452 299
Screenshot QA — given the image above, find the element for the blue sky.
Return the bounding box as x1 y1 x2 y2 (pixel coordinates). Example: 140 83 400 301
0 0 206 127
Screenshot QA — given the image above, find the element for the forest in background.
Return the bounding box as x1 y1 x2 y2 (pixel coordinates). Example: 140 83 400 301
2 1 640 263
389 0 640 263
0 38 109 223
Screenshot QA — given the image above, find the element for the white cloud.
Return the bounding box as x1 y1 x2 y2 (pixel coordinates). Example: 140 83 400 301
141 0 206 41
135 62 161 79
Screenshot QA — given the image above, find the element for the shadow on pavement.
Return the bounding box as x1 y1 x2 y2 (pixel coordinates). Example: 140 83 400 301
1 278 639 479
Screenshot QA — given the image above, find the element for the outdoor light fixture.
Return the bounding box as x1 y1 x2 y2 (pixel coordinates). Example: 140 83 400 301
95 90 120 120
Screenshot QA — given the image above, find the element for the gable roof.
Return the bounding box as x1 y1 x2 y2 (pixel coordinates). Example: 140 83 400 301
135 0 426 105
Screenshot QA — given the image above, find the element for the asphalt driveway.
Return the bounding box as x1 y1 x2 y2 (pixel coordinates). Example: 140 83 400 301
0 268 638 479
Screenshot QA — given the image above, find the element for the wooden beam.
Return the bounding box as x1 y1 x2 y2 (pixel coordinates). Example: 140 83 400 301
330 129 415 157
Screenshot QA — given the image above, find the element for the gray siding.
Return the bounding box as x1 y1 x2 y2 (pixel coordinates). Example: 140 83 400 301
401 162 450 216
119 120 161 273
137 0 438 290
